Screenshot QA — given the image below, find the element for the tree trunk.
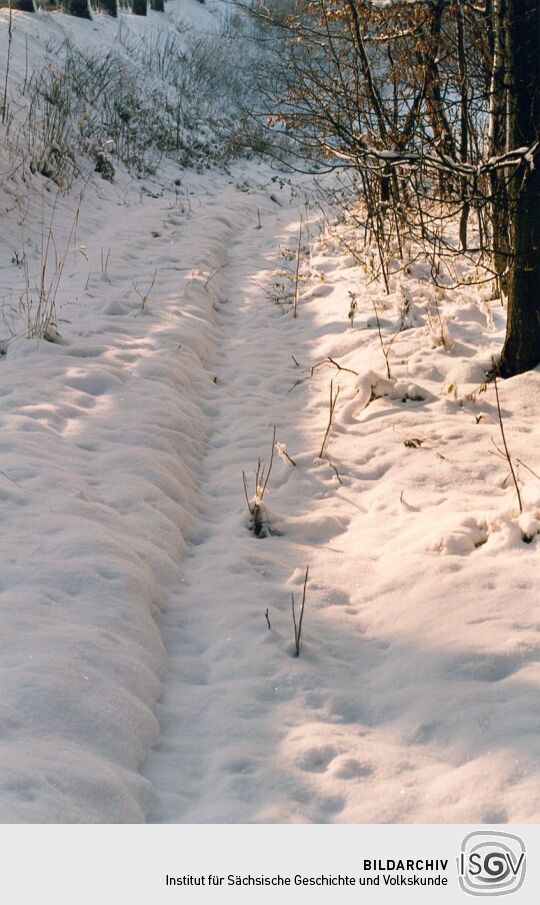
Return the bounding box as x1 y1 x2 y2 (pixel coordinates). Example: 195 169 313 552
457 0 469 250
11 0 36 10
101 0 118 16
64 0 92 17
417 0 457 198
150 0 165 10
499 0 540 377
489 0 512 293
132 0 147 14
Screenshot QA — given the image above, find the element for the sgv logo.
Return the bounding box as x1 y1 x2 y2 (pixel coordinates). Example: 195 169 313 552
458 831 526 896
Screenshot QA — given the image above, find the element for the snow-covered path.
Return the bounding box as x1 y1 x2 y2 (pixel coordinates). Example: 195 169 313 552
142 177 391 823
1 153 539 823
2 0 538 830
141 181 345 822
143 172 540 825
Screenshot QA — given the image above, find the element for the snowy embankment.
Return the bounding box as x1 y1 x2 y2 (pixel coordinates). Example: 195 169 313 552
2 2 540 825
0 163 228 819
0 0 241 821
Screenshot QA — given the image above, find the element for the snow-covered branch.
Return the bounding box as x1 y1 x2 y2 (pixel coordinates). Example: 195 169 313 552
321 139 540 180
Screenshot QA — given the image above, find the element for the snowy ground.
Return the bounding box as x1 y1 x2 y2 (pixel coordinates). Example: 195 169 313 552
1 2 539 824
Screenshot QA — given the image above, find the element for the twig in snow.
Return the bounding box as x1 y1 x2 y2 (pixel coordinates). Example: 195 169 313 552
0 468 21 488
516 459 540 483
491 361 522 514
276 441 297 467
288 356 359 393
204 257 229 291
326 356 359 376
1 0 13 126
370 299 397 380
293 219 303 319
133 268 157 312
265 608 271 630
319 380 340 459
100 246 111 280
327 459 343 484
292 566 309 657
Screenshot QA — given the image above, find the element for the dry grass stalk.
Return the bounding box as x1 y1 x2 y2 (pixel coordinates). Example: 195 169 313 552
292 566 309 656
319 380 340 459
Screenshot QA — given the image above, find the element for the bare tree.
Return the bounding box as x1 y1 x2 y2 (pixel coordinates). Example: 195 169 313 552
499 0 540 376
253 0 540 376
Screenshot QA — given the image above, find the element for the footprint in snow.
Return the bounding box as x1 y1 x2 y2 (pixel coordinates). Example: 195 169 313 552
410 722 439 745
288 511 350 543
298 745 338 773
434 516 488 555
310 284 333 298
454 654 521 683
333 758 374 780
220 757 256 776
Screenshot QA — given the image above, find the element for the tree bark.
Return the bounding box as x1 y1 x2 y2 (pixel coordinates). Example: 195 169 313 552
132 0 147 14
415 0 456 199
11 0 36 10
101 0 119 16
150 0 165 10
499 0 540 376
64 0 92 17
457 0 469 250
489 0 511 293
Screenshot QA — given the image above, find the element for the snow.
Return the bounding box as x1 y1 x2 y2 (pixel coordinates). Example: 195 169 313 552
1 0 539 825
0 166 224 819
142 193 540 825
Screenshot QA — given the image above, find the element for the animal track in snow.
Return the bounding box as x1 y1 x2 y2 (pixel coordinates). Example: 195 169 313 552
288 511 350 544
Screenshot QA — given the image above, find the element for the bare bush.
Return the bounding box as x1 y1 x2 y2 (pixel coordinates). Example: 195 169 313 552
7 24 272 188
